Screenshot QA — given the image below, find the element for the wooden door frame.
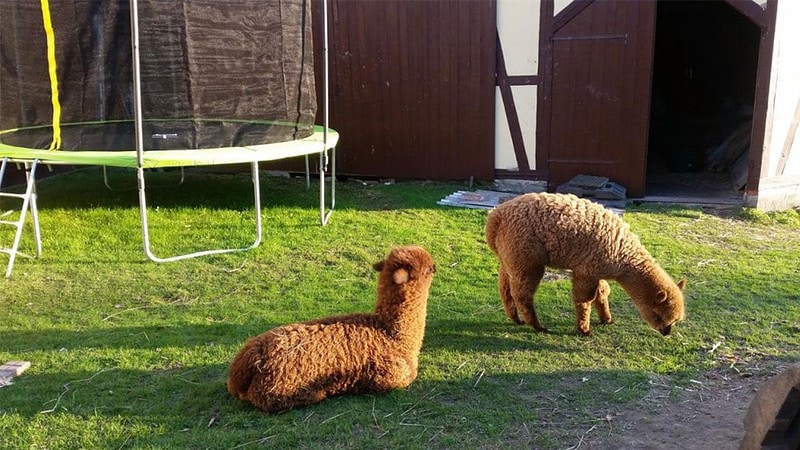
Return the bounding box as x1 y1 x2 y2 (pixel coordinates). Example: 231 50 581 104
729 0 777 198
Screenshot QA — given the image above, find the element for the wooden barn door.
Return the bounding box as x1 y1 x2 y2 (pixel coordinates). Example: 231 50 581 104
546 1 656 197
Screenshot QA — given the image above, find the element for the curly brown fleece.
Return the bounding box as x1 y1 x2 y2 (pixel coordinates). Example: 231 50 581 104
227 246 436 413
485 193 685 336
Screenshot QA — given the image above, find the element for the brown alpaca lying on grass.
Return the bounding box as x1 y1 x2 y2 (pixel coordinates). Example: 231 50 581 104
227 246 436 413
485 193 686 336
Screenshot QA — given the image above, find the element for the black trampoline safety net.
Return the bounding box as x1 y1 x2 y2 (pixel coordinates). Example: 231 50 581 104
0 0 317 152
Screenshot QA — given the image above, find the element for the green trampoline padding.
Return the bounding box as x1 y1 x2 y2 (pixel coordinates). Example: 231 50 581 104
0 126 338 168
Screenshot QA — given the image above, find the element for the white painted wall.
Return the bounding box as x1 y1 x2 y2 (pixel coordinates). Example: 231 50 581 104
494 86 538 170
763 0 800 178
747 0 800 210
554 0 572 16
494 0 540 171
497 0 539 75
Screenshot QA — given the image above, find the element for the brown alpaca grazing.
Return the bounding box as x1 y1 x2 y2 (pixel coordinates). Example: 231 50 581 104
485 192 686 336
227 246 436 413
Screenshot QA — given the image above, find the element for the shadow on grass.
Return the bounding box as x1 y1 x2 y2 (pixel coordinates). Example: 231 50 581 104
27 167 470 212
0 323 265 353
0 319 579 355
32 167 318 211
0 364 233 418
0 363 656 449
424 318 582 355
0 324 684 446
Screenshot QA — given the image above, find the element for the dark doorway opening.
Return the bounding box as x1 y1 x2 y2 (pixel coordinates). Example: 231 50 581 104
646 1 760 203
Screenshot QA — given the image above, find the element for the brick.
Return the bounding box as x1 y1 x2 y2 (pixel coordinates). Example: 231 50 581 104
0 360 31 381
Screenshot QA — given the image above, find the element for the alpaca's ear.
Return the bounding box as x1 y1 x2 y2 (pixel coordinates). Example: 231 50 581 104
677 278 687 291
656 290 668 303
392 268 410 284
373 260 385 272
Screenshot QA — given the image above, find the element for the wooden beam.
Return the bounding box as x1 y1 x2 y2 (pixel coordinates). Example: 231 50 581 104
745 0 777 196
553 0 593 34
776 98 800 176
726 0 767 27
534 0 555 181
494 169 548 181
496 31 530 172
503 75 539 86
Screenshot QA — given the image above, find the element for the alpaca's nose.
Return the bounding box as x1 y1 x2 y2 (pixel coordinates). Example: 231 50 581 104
659 324 672 336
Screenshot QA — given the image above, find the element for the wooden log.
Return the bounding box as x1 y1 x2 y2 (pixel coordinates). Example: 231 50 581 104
739 364 800 450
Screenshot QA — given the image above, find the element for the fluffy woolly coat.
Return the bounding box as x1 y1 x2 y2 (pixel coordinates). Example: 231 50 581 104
485 192 685 335
227 246 436 413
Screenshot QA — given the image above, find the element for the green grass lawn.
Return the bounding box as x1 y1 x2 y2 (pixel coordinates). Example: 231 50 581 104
1 167 799 449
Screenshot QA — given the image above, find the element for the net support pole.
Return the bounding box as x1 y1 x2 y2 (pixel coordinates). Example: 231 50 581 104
128 1 262 263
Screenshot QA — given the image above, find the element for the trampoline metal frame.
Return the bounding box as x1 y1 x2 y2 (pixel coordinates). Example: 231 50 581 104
129 0 335 263
0 0 336 275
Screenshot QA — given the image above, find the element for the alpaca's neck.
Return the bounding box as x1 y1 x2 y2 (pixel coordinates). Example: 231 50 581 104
617 260 672 304
374 289 429 352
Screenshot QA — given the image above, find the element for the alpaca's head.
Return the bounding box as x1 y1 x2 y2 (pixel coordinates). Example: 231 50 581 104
637 278 686 336
373 246 436 298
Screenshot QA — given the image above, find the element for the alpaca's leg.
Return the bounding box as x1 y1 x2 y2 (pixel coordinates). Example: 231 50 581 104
262 390 328 413
572 275 601 335
227 341 263 400
509 265 548 332
361 356 416 392
242 368 329 413
498 264 523 324
286 389 328 409
592 279 614 325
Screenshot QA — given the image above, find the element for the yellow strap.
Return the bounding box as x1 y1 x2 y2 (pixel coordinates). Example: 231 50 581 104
40 0 62 150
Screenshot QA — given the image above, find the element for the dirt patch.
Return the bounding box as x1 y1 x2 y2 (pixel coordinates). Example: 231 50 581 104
581 361 792 449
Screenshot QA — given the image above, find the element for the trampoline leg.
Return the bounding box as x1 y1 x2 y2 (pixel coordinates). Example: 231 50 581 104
250 161 264 248
137 167 155 261
305 154 311 189
137 161 263 263
0 157 5 203
319 147 335 226
0 159 40 277
330 146 336 211
30 192 42 258
26 163 42 258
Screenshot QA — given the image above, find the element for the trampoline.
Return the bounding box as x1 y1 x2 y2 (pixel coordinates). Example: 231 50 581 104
0 0 337 277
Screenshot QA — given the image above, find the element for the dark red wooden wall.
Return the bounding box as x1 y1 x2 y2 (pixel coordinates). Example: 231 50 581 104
309 0 497 181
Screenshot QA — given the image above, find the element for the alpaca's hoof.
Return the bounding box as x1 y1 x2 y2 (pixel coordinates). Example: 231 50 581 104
533 325 550 333
600 318 615 325
578 328 592 336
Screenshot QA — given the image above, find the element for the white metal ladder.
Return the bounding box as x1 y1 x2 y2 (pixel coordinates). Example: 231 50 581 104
0 158 42 277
